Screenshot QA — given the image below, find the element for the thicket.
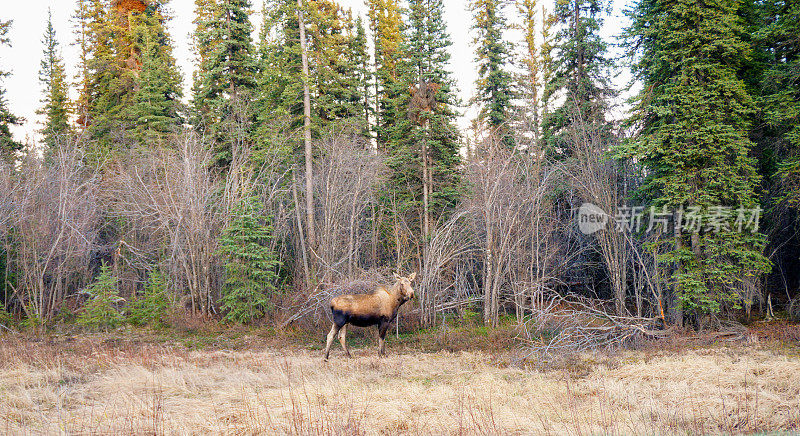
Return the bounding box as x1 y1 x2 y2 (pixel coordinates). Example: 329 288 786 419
0 0 798 333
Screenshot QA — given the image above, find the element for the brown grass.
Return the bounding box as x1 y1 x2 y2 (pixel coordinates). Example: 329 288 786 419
0 333 798 435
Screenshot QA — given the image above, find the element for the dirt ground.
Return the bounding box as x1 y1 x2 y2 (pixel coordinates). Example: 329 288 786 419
0 330 799 435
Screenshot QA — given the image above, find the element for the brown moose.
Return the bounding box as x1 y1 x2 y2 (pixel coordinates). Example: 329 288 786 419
323 273 417 360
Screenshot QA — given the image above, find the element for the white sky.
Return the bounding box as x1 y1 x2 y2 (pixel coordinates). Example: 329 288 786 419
0 0 631 145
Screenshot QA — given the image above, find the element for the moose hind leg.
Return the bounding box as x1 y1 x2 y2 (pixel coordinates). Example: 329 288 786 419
324 323 341 361
338 324 351 358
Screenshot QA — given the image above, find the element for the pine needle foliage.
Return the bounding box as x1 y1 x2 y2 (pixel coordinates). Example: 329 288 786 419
217 195 282 324
77 262 124 331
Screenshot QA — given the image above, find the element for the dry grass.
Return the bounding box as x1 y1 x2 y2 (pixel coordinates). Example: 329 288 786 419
0 334 799 435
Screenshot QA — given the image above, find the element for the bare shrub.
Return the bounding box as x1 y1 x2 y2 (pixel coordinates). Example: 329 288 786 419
108 133 229 316
281 133 385 325
311 132 384 281
3 142 99 321
419 137 568 326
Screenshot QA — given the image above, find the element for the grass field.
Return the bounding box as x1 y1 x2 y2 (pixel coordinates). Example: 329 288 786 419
1 325 799 435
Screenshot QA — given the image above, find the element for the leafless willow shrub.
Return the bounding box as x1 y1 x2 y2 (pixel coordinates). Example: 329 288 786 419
279 133 385 325
3 142 99 321
417 137 570 327
312 133 384 280
418 210 482 325
108 133 237 317
561 113 635 315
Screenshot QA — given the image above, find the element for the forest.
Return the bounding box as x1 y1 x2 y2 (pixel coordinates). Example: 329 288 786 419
1 0 800 433
0 0 797 336
0 0 799 336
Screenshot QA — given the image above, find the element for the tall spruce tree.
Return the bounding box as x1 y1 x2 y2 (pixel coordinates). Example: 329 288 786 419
759 0 800 206
353 17 372 140
253 0 303 163
624 0 770 320
541 0 613 158
386 0 461 240
0 19 22 158
126 3 183 144
470 0 514 148
190 0 219 127
516 0 542 149
307 2 365 133
38 10 72 151
72 0 94 131
193 0 258 167
367 0 402 150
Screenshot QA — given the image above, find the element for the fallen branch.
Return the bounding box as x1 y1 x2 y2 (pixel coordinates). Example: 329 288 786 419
519 292 667 360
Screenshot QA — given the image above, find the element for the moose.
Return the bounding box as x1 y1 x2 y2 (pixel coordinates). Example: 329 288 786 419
323 272 417 360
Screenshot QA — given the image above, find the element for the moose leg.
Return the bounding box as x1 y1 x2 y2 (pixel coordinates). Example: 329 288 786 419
338 324 351 358
377 321 390 357
324 323 341 361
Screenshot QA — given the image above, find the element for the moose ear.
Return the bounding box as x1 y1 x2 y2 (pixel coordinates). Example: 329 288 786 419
408 272 417 282
393 272 401 280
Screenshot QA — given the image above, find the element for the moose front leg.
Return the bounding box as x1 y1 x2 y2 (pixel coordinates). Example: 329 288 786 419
377 321 390 357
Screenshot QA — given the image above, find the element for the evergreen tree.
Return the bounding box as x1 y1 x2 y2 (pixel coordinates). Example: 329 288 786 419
193 0 258 167
84 0 135 148
386 0 461 239
127 268 170 326
307 2 365 133
73 0 92 131
470 0 514 148
515 0 542 149
190 0 219 127
126 3 183 145
255 0 367 152
217 195 282 323
38 9 72 151
77 262 124 330
624 0 770 318
539 5 555 135
542 0 614 158
757 0 800 206
0 19 22 158
353 17 373 141
366 0 402 150
253 0 301 162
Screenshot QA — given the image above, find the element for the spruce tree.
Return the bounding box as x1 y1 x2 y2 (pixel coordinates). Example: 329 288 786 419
541 0 613 158
126 3 183 145
366 0 402 150
84 0 135 148
516 0 542 149
624 0 770 318
307 2 365 133
192 0 258 167
353 17 373 141
190 0 219 127
253 0 302 162
73 0 93 131
470 0 514 148
758 0 800 206
386 0 461 239
38 10 72 151
0 19 22 158
217 195 282 323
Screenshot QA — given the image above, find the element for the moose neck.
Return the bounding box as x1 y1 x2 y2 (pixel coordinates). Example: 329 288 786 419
387 281 406 310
